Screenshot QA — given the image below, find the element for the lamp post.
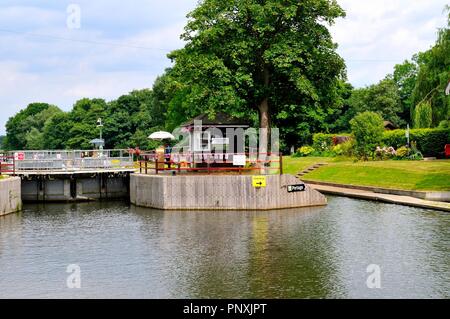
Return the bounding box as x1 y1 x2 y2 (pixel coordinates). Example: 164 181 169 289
406 124 410 147
97 118 104 151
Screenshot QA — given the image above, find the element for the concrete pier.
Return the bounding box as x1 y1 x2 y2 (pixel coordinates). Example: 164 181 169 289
0 177 22 216
130 174 327 210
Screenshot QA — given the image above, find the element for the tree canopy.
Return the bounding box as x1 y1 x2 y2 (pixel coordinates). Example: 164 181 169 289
4 103 63 150
411 12 450 127
347 77 404 127
4 90 164 151
168 0 347 149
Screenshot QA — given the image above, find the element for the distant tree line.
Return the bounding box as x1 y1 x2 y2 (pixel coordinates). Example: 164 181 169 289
2 2 449 152
3 87 168 150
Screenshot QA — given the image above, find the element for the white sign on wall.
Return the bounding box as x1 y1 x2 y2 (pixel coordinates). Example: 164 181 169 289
233 155 246 166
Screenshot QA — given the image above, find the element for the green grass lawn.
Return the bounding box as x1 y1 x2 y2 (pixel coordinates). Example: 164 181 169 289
283 156 450 191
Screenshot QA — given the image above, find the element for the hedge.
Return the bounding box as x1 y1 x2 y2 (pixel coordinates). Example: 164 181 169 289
382 129 450 157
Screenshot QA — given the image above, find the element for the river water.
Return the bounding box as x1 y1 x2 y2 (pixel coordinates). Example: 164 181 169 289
0 197 448 299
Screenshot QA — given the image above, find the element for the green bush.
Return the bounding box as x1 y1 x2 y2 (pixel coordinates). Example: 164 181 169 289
396 146 410 158
382 128 450 157
438 120 450 129
350 111 385 160
312 133 352 155
297 145 315 157
408 141 423 160
339 139 355 157
312 133 334 152
332 144 344 155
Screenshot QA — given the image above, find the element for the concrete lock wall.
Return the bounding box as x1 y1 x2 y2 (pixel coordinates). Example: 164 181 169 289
0 177 22 216
130 174 327 210
21 173 129 202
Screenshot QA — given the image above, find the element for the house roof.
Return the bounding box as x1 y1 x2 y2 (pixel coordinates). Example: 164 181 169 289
181 112 250 127
383 121 397 130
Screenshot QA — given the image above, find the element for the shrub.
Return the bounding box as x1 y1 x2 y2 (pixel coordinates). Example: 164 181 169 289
339 139 355 157
312 133 352 156
438 120 450 129
382 128 450 157
408 141 423 160
312 133 334 152
395 146 410 159
414 101 432 128
297 146 315 157
375 146 397 160
332 144 344 155
318 150 337 157
350 111 385 160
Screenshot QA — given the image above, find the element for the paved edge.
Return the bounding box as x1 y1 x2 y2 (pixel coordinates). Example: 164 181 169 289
302 179 450 202
307 182 450 212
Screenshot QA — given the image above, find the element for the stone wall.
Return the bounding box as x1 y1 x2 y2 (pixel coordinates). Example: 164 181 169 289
130 174 327 210
0 177 22 216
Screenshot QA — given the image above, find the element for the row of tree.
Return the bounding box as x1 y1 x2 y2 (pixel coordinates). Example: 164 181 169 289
2 88 166 150
2 1 449 152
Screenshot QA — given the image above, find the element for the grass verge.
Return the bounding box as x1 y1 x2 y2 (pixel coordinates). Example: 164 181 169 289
283 156 450 191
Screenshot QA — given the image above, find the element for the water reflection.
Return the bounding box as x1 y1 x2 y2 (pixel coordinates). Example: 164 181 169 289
0 198 448 298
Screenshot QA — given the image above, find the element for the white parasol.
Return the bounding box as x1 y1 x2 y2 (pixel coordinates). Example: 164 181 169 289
148 131 175 141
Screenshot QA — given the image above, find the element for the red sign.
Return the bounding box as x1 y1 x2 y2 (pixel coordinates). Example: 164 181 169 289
15 152 25 161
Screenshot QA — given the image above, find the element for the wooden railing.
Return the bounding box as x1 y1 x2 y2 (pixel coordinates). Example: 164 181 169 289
138 152 283 175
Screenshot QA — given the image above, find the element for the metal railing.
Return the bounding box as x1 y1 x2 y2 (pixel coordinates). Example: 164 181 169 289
138 152 283 175
0 155 15 176
7 149 134 172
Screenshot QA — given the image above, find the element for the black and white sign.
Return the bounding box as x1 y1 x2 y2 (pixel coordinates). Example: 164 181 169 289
287 184 306 193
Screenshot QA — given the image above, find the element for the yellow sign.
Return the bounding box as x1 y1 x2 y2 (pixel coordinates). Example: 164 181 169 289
252 176 267 188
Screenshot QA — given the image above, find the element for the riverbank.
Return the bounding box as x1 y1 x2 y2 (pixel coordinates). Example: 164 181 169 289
308 182 450 212
284 157 450 191
0 176 22 216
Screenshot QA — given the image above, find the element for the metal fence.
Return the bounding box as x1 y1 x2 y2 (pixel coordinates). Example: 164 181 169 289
0 155 15 175
6 150 134 172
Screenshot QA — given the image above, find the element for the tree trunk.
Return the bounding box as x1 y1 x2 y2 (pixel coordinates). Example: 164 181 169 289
258 66 271 176
258 66 271 156
258 98 270 155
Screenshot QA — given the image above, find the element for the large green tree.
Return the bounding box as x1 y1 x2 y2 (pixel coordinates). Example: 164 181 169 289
412 8 449 126
104 89 156 149
64 98 107 149
348 78 404 127
42 112 73 149
392 58 418 124
169 0 346 150
4 103 62 150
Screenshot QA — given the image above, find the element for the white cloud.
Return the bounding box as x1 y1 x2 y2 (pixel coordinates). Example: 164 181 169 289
331 0 448 86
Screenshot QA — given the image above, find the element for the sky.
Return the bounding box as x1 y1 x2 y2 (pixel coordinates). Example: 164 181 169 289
0 0 448 135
